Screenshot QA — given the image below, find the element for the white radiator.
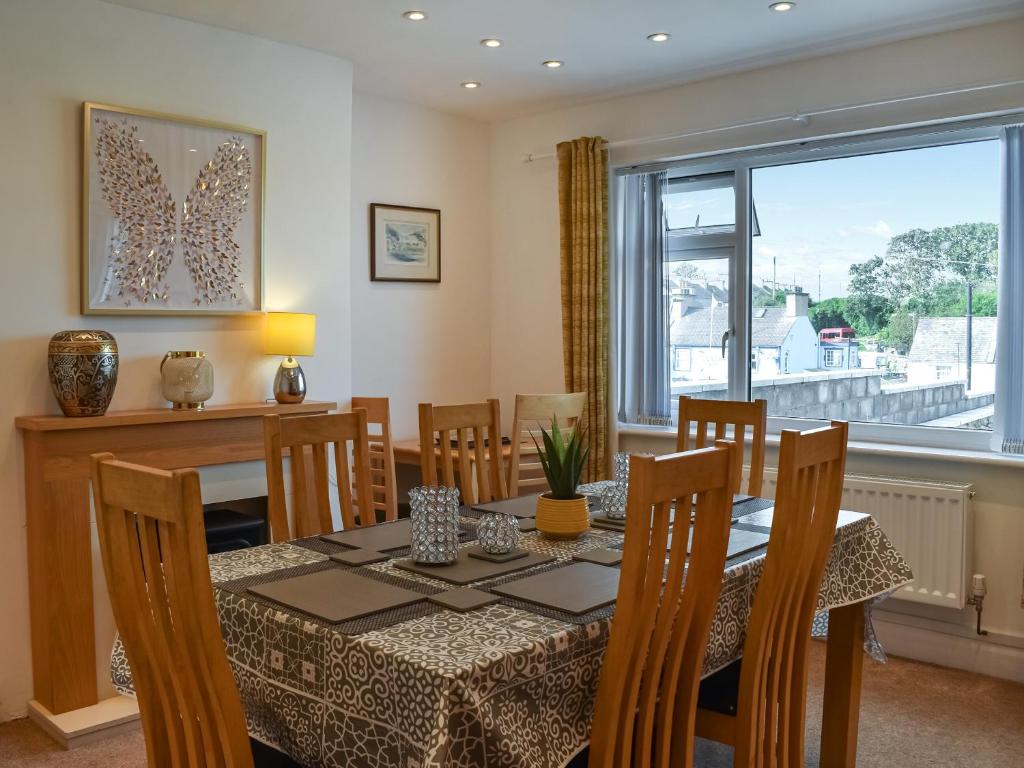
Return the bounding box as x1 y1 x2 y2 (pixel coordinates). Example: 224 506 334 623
759 469 974 610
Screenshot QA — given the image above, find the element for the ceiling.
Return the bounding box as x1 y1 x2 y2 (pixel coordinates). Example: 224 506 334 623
104 0 1024 121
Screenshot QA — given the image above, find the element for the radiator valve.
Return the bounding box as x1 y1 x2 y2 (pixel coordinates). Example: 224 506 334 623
966 573 988 636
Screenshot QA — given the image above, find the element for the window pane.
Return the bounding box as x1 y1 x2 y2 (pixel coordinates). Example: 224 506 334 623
664 181 735 231
750 140 1000 430
667 257 731 395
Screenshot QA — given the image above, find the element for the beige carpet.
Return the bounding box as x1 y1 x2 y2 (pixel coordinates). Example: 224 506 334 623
2 644 1022 767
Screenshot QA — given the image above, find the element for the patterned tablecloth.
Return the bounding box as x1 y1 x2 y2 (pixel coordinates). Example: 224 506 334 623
112 488 913 768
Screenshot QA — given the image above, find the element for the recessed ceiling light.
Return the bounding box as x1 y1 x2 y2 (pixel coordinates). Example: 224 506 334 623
461 81 481 89
480 38 502 48
402 10 426 21
542 60 564 69
647 32 671 43
769 2 796 11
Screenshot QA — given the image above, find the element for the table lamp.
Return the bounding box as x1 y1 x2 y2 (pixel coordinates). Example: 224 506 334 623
265 312 316 404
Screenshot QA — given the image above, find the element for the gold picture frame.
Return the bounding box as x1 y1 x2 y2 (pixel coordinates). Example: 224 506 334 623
82 102 266 316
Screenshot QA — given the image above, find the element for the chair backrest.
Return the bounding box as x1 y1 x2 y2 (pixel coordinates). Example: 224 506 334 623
733 421 848 768
351 397 398 524
90 453 253 768
507 392 587 496
676 395 767 497
590 441 739 768
418 399 507 505
264 411 374 541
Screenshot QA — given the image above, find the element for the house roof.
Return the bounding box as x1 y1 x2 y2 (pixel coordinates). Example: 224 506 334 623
908 316 997 365
672 305 800 348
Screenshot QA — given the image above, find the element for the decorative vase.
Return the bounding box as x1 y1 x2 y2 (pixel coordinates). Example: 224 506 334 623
535 493 590 540
602 452 632 520
601 481 628 520
477 512 520 554
160 351 214 410
409 485 461 564
47 330 118 417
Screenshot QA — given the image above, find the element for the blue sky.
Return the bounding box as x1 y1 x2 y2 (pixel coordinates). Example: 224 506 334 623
751 140 1000 300
662 140 1001 300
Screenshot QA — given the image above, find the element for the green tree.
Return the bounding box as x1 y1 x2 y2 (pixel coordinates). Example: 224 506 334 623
808 297 850 332
878 310 917 353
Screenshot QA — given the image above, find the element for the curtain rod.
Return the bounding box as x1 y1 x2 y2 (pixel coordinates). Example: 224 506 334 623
520 78 1024 163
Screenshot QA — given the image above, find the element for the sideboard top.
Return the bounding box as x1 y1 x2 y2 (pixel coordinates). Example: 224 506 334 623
16 400 337 432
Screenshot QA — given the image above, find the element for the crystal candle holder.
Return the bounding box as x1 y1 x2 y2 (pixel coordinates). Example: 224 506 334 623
409 485 461 564
477 511 520 554
601 481 628 520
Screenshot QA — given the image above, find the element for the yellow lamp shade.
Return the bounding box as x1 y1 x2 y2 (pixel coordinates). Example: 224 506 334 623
264 312 316 357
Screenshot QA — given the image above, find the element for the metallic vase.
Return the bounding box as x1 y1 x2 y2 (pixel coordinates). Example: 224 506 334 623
409 486 461 564
47 330 118 417
477 511 520 554
602 453 633 520
273 356 307 404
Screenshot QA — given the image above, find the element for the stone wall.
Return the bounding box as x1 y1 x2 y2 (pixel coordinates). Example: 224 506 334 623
676 370 994 425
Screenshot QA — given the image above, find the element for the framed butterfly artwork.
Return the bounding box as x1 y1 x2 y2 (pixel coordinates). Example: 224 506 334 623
82 103 265 315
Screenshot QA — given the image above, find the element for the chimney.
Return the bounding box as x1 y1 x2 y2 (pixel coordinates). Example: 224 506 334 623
786 291 809 317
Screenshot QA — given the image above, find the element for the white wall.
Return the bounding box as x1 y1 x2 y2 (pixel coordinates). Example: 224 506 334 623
489 20 1024 653
350 91 492 441
0 0 353 720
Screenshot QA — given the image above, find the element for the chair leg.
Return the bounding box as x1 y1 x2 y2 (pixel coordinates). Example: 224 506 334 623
695 708 736 746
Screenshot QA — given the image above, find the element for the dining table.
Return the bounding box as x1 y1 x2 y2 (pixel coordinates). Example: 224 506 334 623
111 484 913 768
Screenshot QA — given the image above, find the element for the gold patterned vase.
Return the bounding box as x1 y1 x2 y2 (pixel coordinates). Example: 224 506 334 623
47 330 119 417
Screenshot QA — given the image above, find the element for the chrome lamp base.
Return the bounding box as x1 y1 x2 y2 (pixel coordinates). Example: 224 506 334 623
273 356 307 404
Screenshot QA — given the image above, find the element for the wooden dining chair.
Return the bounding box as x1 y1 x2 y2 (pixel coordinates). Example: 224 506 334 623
676 395 768 497
507 392 586 496
264 411 373 541
90 453 254 768
588 441 739 768
351 396 398 524
418 399 507 505
695 420 849 768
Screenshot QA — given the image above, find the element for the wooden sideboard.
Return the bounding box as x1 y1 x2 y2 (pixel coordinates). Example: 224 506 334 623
16 400 336 717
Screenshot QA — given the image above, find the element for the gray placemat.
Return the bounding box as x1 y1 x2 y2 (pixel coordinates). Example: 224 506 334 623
218 560 445 634
291 521 475 559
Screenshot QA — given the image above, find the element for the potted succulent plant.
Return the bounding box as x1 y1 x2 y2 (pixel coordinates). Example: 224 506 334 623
532 419 591 539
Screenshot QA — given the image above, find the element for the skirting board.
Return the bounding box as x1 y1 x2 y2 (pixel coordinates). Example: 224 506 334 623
27 695 140 749
873 616 1024 684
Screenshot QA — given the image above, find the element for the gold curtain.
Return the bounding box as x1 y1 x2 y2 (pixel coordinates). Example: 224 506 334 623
557 136 609 482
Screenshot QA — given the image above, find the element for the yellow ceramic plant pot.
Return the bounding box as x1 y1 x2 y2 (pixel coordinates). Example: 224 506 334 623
535 493 590 540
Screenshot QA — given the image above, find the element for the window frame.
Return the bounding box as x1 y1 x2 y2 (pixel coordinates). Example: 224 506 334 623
614 112 1022 452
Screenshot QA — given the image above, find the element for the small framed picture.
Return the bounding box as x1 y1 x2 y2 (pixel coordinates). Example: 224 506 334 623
370 204 441 283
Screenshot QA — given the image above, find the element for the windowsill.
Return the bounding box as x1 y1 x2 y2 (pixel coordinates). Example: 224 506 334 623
616 423 1024 469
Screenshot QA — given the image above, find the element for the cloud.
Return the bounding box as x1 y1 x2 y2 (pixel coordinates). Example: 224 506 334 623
838 219 893 239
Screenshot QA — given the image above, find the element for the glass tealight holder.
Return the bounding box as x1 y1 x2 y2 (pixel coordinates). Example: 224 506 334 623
409 485 461 565
477 511 520 554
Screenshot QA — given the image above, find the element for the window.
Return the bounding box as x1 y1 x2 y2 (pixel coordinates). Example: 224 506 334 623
673 347 692 372
751 140 998 431
616 117 1014 450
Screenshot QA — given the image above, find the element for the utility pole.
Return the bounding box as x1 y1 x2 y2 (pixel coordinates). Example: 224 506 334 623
818 270 822 303
773 256 777 303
